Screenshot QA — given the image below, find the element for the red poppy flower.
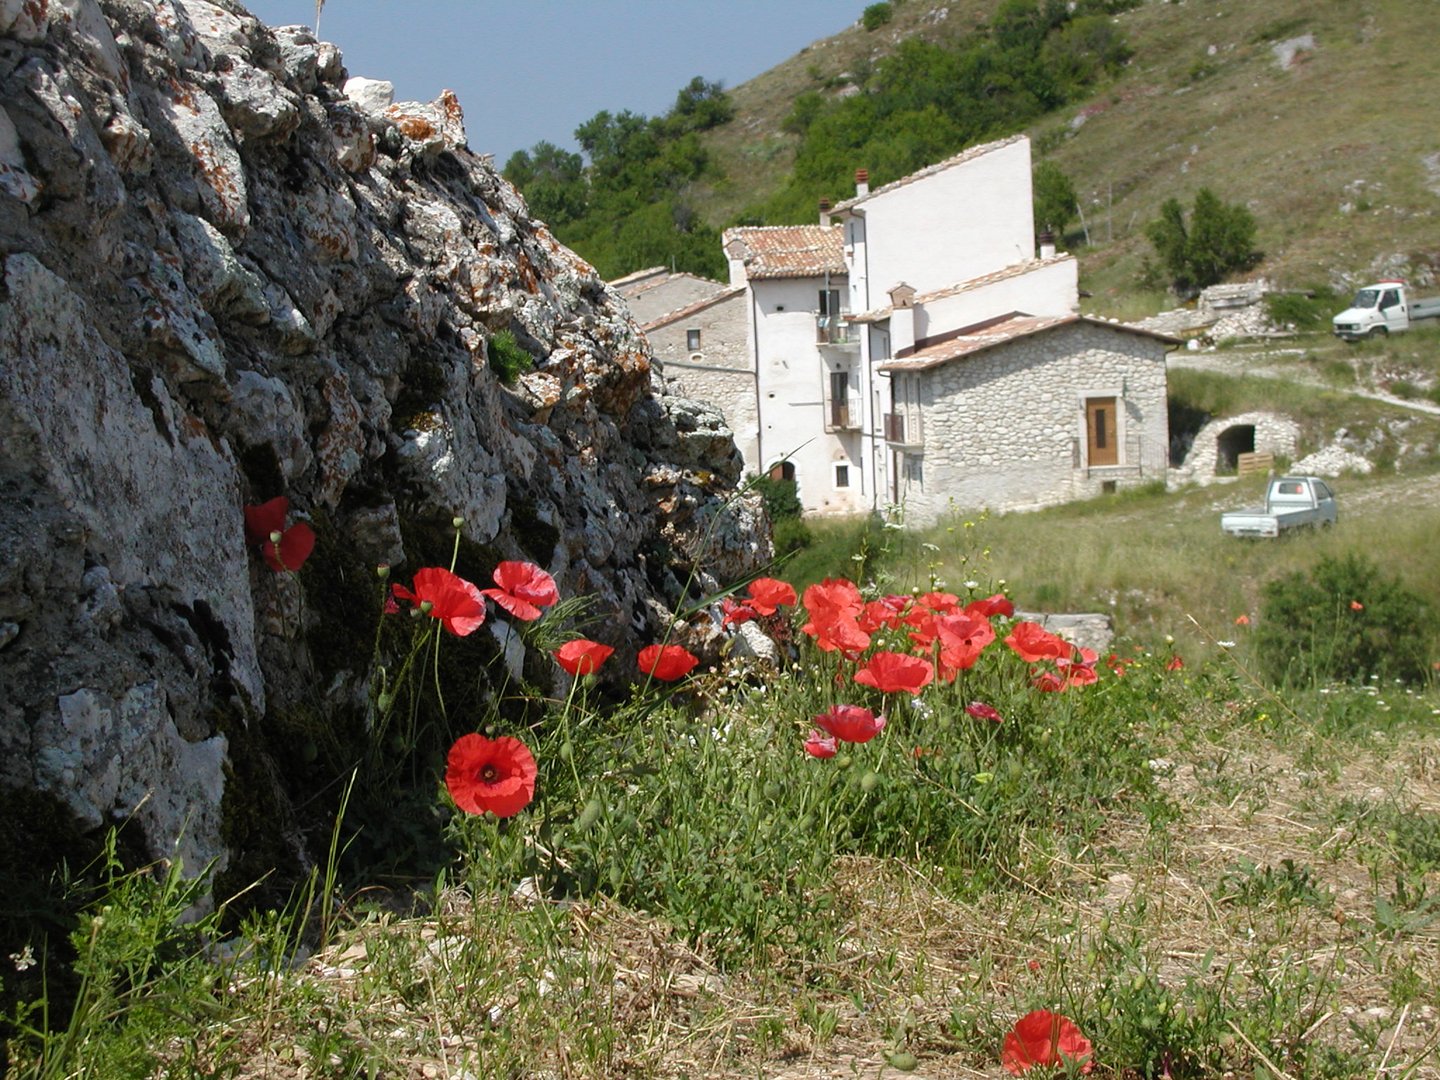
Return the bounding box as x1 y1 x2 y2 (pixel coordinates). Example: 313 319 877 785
802 578 870 655
554 639 614 676
854 651 934 694
638 643 699 681
1032 669 1066 693
1005 621 1071 663
815 704 886 743
1001 1010 1094 1075
244 497 316 572
1165 654 1184 671
482 561 559 621
1105 652 1130 676
936 612 996 673
803 730 837 758
243 496 289 545
746 577 797 615
445 733 537 817
966 701 1003 723
263 521 316 572
966 592 1015 618
860 599 905 634
721 597 757 627
1350 599 1364 611
918 590 959 614
1234 614 1251 626
392 567 486 636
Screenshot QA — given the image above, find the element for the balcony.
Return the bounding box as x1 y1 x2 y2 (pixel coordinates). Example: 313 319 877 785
825 399 861 432
815 314 859 349
884 412 923 447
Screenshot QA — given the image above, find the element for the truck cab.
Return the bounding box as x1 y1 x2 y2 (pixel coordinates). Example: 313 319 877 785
1333 280 1440 340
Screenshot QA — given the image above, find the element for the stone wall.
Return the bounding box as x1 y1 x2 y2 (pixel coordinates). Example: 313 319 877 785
1175 411 1300 482
894 323 1169 525
0 0 765 898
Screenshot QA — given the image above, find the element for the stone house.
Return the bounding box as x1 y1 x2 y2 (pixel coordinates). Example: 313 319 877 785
612 267 756 468
878 314 1177 523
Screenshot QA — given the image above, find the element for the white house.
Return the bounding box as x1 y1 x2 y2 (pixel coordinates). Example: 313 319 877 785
719 223 869 514
619 136 1174 523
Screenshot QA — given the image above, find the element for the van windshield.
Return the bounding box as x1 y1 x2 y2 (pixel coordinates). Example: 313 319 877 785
1352 289 1379 309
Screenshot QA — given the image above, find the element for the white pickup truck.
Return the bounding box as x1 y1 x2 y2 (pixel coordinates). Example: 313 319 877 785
1221 476 1338 538
1332 280 1440 340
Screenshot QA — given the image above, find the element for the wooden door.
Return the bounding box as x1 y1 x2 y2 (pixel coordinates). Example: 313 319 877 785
1086 398 1118 466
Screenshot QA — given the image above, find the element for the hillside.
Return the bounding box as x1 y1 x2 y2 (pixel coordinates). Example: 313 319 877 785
693 0 1440 308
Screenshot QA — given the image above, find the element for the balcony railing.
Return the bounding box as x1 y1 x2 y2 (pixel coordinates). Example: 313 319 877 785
826 400 860 432
884 412 922 446
816 314 858 347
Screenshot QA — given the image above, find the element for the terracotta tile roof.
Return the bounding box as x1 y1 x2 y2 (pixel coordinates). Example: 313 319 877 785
877 313 1181 372
722 225 846 280
609 266 670 291
851 254 1077 323
641 286 746 332
830 134 1028 214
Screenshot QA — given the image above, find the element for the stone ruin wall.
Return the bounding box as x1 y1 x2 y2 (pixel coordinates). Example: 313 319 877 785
0 0 767 894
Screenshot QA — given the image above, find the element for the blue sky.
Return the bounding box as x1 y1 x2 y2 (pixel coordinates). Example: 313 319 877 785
241 1 858 165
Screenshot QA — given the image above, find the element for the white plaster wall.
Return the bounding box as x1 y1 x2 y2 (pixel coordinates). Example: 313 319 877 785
914 259 1078 342
894 324 1170 526
862 138 1035 299
752 277 867 514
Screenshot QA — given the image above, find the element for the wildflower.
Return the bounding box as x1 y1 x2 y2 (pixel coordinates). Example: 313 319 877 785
1032 669 1066 693
392 567 486 636
1235 614 1250 626
1350 599 1364 611
815 704 886 744
918 590 959 614
966 592 1015 619
445 733 537 817
482 561 559 621
803 730 838 758
802 578 870 655
638 643 699 682
720 596 757 627
1001 1009 1094 1075
854 651 934 694
554 639 614 676
1004 621 1070 663
1166 654 1184 671
745 576 797 615
966 701 1003 723
935 611 995 675
243 496 315 572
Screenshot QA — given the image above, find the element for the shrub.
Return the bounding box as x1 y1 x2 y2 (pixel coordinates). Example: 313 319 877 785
1254 552 1432 686
862 2 893 31
1264 287 1339 332
488 330 534 385
752 474 801 521
1145 187 1261 295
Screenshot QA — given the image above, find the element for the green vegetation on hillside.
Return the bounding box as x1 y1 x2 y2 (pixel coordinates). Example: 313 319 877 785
756 0 1138 223
503 77 735 279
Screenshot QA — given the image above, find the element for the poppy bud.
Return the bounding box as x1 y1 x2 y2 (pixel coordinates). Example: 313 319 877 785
269 530 283 544
419 600 434 615
452 516 465 529
376 564 390 580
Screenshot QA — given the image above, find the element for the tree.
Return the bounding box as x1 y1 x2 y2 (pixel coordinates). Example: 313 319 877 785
1032 160 1077 238
1144 187 1260 294
502 142 586 227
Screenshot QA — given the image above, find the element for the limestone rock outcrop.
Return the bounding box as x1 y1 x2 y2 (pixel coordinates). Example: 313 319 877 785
0 0 766 893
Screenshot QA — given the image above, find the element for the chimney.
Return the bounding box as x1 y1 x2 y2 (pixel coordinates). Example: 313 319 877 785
855 168 870 198
819 197 831 225
1038 229 1056 260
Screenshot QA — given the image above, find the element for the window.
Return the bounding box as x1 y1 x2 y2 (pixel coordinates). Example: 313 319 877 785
1380 290 1400 311
686 328 701 351
834 464 850 488
818 289 840 317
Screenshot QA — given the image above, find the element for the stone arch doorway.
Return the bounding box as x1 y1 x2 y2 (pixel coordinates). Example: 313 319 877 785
1215 424 1256 474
